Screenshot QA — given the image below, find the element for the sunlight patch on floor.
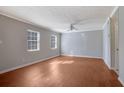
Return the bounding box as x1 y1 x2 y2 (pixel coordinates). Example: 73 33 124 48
49 60 74 65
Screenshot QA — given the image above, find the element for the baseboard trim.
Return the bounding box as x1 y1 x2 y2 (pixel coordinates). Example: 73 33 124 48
118 77 124 86
103 59 119 75
61 54 103 59
0 55 60 74
110 67 119 75
102 58 111 70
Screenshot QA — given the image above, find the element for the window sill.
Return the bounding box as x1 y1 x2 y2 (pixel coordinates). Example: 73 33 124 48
27 50 40 52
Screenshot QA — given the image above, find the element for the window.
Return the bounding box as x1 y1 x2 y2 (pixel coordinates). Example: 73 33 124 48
51 35 57 49
27 30 40 51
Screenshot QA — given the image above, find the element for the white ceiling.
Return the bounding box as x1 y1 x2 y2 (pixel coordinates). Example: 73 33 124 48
0 6 114 33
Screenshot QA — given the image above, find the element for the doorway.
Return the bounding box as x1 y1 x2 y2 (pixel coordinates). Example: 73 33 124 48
110 9 119 75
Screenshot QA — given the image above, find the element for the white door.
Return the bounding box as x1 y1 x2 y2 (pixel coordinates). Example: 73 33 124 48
110 10 119 75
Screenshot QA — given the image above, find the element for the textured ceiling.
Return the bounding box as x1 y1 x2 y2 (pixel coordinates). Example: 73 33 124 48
0 6 114 33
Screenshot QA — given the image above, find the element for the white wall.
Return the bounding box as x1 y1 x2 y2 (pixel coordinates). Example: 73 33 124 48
61 30 103 58
103 19 111 68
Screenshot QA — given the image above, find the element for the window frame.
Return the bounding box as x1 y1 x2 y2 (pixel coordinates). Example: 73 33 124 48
51 35 57 49
27 29 40 52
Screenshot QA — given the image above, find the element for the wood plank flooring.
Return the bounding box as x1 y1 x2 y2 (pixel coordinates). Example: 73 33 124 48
0 56 122 87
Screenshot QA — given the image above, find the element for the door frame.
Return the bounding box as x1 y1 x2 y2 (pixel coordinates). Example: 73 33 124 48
110 9 119 75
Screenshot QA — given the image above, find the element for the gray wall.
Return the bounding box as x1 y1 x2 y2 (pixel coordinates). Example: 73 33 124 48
118 7 124 84
0 14 61 72
103 19 111 68
61 31 103 58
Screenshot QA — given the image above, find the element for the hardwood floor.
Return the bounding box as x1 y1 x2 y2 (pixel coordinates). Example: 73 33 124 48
0 56 122 87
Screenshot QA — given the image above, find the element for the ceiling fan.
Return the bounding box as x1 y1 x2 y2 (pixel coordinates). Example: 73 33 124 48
67 24 78 31
66 19 87 32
